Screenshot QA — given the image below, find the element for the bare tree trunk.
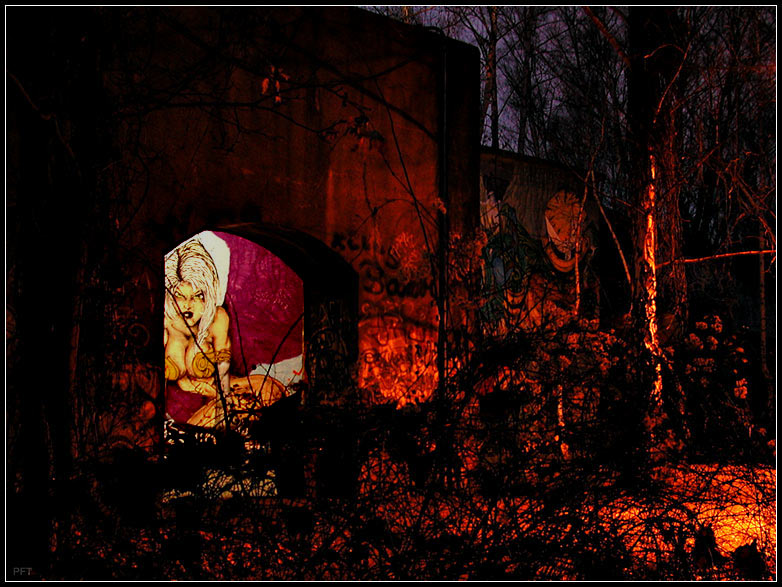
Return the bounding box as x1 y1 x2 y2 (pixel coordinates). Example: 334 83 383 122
758 232 771 416
512 8 539 156
488 7 499 149
628 7 669 458
658 101 688 345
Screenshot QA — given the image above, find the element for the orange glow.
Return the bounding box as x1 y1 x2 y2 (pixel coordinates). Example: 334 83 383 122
644 154 663 405
605 465 776 574
358 316 439 406
358 449 775 579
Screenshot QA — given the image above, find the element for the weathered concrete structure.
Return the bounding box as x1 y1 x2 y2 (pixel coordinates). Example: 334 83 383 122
7 7 481 456
123 8 481 411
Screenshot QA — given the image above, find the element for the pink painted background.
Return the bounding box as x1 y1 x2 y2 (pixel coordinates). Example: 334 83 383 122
215 231 304 374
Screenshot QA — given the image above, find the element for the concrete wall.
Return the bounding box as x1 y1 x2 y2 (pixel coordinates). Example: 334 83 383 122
109 7 480 408
7 6 481 457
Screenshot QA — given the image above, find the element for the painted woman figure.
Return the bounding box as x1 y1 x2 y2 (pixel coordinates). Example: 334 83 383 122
164 238 283 428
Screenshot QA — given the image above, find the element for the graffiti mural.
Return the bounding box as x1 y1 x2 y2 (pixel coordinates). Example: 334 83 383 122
358 312 438 407
478 156 599 336
164 231 303 432
332 228 439 407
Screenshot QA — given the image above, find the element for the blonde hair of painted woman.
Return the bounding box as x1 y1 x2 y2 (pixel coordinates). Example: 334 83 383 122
164 239 220 348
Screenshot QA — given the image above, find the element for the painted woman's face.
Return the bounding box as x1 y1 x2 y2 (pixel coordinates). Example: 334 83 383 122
171 281 205 328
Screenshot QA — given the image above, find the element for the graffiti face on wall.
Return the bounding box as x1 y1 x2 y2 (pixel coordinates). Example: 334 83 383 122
479 172 597 335
164 231 303 432
543 190 585 273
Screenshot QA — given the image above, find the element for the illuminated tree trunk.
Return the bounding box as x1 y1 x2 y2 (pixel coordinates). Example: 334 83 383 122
641 155 663 406
628 8 674 453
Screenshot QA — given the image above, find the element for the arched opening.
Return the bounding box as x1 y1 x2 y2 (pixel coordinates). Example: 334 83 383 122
163 224 358 441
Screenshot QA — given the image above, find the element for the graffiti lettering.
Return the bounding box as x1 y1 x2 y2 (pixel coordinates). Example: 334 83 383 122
358 259 434 299
332 233 400 270
331 233 345 251
331 227 438 406
359 314 438 406
385 277 434 299
332 232 381 254
359 260 386 295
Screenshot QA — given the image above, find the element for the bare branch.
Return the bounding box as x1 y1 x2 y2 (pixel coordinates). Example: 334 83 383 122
581 6 631 68
659 249 777 268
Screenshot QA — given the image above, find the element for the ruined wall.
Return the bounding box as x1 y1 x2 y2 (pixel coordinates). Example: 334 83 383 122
105 8 479 410
6 6 480 458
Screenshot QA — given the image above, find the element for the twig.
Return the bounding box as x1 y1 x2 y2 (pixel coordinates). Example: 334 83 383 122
658 249 776 268
581 7 631 68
